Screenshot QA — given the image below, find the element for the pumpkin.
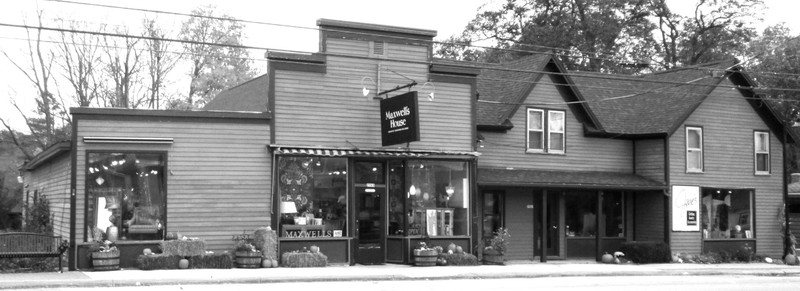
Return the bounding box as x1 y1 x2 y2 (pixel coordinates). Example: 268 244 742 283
601 253 614 264
785 254 799 265
447 243 457 253
271 259 279 267
310 245 320 253
456 246 463 254
262 259 273 268
178 258 189 269
143 248 153 255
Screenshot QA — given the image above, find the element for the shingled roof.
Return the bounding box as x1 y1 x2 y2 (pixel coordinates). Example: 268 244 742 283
476 54 553 128
570 61 731 135
204 74 269 112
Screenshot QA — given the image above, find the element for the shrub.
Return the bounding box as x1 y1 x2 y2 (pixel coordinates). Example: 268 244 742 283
189 253 233 269
281 251 327 268
137 254 182 270
618 241 671 264
439 253 479 266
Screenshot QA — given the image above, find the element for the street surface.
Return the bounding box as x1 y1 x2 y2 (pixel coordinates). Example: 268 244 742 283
22 275 800 291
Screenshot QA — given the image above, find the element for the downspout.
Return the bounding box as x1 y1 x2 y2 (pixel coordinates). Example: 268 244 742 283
663 135 671 246
68 115 78 271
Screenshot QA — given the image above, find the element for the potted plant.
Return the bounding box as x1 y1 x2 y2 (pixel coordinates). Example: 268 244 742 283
89 240 120 271
412 242 439 266
232 232 261 268
483 227 509 265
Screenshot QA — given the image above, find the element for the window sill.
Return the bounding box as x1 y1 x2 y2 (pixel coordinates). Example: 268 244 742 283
754 172 770 176
526 150 565 155
686 170 704 174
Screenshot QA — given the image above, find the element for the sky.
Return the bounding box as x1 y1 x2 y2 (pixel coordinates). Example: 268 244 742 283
1 0 799 132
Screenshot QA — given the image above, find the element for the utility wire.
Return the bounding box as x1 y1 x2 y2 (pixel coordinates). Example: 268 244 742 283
44 0 800 80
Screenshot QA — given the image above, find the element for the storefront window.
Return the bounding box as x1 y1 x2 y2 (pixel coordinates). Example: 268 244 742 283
565 191 597 237
701 188 753 239
277 157 347 238
406 160 469 236
87 152 166 241
388 161 405 235
603 191 624 237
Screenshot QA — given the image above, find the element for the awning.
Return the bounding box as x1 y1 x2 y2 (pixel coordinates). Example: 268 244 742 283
478 167 666 190
270 145 480 159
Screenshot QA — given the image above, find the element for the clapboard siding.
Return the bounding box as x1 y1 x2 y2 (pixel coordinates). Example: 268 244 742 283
504 189 535 260
668 78 784 257
77 119 271 252
634 190 664 242
274 54 473 152
326 38 428 61
479 74 632 171
24 154 71 239
634 139 665 182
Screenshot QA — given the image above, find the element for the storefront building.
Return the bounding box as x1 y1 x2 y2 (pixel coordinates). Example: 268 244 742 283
474 56 792 261
21 19 795 270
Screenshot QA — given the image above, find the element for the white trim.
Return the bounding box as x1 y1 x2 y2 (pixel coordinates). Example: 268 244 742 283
754 131 770 175
686 127 703 173
548 111 565 154
83 137 174 144
526 108 545 152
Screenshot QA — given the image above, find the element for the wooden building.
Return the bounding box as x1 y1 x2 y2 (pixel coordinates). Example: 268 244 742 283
21 19 795 270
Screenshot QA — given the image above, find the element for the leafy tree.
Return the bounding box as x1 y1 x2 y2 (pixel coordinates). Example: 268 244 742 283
24 193 52 234
179 5 255 108
143 18 180 109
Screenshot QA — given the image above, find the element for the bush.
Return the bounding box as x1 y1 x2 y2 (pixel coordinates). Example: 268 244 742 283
0 257 62 273
189 253 233 269
439 253 479 266
281 251 327 268
618 241 671 264
137 254 182 270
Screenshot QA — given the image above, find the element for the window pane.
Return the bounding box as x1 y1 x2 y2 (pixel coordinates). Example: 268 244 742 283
564 191 597 237
755 133 768 152
388 161 405 235
528 110 543 130
549 111 564 132
529 132 544 150
408 160 469 236
687 129 701 149
87 152 166 241
278 157 347 238
550 132 564 151
756 153 769 172
701 189 752 240
688 151 702 170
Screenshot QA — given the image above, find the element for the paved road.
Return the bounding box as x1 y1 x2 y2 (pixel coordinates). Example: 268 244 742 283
23 275 800 291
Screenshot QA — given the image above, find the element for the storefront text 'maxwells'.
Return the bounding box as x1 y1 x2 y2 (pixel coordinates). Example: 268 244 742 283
380 91 420 146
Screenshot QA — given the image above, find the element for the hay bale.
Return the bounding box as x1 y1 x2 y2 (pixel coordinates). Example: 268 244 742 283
253 228 278 260
281 251 327 268
137 254 181 270
159 239 206 257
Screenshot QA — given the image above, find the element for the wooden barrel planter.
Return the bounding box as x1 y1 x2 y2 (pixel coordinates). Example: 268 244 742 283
92 250 120 271
413 249 438 267
235 251 262 268
482 253 504 265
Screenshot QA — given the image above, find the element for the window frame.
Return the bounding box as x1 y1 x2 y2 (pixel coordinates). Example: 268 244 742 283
700 188 755 241
685 126 704 173
754 131 770 175
84 150 168 242
526 107 566 154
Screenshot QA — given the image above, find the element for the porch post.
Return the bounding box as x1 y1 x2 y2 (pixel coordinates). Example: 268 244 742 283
540 190 548 263
596 191 604 262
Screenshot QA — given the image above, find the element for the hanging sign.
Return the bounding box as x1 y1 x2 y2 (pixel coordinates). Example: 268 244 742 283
671 185 700 231
380 91 420 146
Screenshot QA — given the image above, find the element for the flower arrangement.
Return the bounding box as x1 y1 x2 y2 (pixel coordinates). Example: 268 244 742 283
88 240 118 254
484 227 510 255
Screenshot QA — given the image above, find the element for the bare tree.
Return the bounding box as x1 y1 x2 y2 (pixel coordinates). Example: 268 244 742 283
143 18 179 109
55 19 105 107
0 12 69 159
102 27 144 108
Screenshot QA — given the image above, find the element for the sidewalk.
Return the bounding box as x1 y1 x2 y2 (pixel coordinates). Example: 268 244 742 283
1 261 799 289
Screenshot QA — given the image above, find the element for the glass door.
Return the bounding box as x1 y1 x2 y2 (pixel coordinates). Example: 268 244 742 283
354 161 386 265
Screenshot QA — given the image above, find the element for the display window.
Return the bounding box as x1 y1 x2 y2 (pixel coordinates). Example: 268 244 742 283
564 191 625 238
701 188 753 239
405 160 470 237
277 157 347 238
86 152 166 241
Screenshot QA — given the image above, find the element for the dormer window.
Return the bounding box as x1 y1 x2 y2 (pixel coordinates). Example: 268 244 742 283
527 108 565 154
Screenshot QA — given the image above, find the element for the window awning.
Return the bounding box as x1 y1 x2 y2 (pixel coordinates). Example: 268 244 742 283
478 167 666 190
270 145 479 159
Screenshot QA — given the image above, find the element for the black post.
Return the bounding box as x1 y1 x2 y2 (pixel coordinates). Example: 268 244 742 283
784 127 791 257
540 190 548 263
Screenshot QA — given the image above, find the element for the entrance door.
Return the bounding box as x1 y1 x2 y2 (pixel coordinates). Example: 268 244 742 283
355 186 385 264
546 191 561 257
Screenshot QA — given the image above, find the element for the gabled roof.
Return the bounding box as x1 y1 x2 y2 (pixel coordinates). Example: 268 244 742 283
476 54 551 128
204 74 269 112
570 61 729 136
